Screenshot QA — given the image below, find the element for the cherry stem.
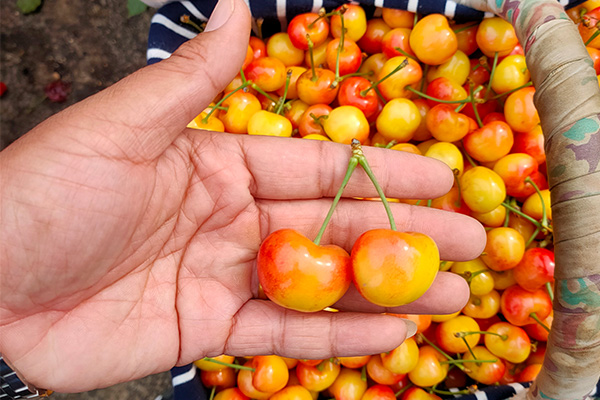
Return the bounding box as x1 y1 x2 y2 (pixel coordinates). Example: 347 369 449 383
417 333 465 371
306 35 318 82
462 269 488 283
490 81 533 99
256 17 264 40
404 85 471 104
250 83 278 104
453 22 479 34
208 385 216 400
453 169 462 208
201 357 255 371
485 52 499 101
334 10 346 83
431 387 474 396
395 383 414 397
426 199 432 208
352 140 397 231
461 337 478 360
307 8 327 29
585 28 600 46
462 146 478 168
456 331 508 341
394 47 418 61
525 225 541 248
530 312 551 333
420 64 429 93
469 84 484 128
202 81 250 123
501 201 544 230
525 176 552 233
338 70 374 83
180 14 204 32
440 358 498 365
546 282 555 302
313 155 359 245
360 58 409 97
309 112 327 126
275 70 292 115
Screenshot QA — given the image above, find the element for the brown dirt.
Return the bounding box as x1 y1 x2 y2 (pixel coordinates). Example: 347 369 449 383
1 1 172 398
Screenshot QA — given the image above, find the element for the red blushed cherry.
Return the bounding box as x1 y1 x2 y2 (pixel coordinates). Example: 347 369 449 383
512 125 546 165
298 103 332 137
337 76 379 119
461 84 498 121
425 77 467 107
357 18 392 55
326 38 363 76
500 285 552 326
381 27 415 59
513 247 555 292
257 229 352 312
287 12 330 50
296 68 339 105
249 36 267 60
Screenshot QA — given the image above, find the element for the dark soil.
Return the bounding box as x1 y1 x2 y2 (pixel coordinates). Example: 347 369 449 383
1 1 172 398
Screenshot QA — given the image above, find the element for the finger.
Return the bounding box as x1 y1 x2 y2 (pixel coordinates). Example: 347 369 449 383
223 301 410 359
239 134 455 201
257 198 486 261
333 272 470 315
57 0 251 161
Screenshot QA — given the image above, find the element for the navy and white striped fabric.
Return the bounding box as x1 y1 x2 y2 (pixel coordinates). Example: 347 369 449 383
162 362 600 400
147 0 587 64
147 1 592 399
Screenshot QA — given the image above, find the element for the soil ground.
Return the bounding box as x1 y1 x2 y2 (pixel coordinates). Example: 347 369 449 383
1 1 173 398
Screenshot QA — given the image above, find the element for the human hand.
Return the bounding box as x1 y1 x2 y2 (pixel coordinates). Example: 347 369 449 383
0 0 485 393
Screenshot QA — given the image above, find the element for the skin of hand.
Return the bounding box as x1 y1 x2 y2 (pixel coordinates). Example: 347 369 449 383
0 0 486 393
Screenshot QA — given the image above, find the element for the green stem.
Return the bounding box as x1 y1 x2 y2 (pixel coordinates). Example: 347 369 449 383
525 225 541 248
208 386 216 400
420 64 429 93
440 359 498 365
453 168 462 208
353 140 397 231
360 58 409 97
202 82 250 123
426 199 432 208
456 331 508 341
180 15 204 32
525 176 552 233
394 47 418 61
334 10 346 83
453 22 479 34
546 282 554 302
485 52 499 101
501 201 544 229
404 85 471 104
462 146 478 168
201 358 255 371
418 333 464 371
275 70 292 115
307 35 318 82
530 313 551 333
470 87 484 128
585 28 600 46
431 387 475 396
462 337 477 360
489 81 533 99
250 83 277 104
503 205 510 227
395 383 413 397
463 269 489 282
313 157 359 245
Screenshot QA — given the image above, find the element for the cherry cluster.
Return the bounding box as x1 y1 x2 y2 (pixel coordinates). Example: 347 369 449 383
185 1 600 398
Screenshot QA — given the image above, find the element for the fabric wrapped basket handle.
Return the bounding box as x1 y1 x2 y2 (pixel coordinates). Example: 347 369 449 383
146 1 600 399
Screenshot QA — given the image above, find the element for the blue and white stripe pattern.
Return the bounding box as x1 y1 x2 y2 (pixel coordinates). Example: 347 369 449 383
147 0 586 64
163 363 600 400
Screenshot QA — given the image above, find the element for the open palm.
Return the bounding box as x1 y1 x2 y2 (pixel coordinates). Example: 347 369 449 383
0 0 485 393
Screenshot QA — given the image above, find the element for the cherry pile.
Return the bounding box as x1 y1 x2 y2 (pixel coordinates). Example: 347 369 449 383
187 1 600 398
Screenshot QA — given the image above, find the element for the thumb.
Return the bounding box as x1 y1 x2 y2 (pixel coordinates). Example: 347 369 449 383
69 0 251 160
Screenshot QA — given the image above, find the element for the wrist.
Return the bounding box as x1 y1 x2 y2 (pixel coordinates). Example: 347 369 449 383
0 355 51 399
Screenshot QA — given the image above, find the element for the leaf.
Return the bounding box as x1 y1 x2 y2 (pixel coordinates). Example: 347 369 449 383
16 0 42 14
127 0 148 18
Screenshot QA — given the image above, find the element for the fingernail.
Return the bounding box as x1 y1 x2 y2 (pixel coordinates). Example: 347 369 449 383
401 319 418 339
205 0 235 32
